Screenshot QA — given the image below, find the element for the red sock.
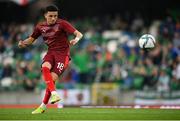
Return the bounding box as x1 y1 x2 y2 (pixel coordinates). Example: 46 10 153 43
42 67 55 92
43 88 51 104
42 81 55 104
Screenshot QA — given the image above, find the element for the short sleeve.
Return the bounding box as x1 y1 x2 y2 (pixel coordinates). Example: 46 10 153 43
31 24 41 39
61 20 76 34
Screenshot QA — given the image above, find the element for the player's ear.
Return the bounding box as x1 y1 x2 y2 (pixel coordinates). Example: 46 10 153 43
44 13 46 17
44 13 47 19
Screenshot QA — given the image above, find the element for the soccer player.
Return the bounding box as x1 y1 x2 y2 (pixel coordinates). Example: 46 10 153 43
18 5 83 114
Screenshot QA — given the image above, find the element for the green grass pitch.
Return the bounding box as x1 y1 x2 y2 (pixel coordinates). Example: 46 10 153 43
0 108 180 120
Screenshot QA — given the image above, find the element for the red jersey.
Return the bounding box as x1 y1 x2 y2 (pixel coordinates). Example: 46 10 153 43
31 19 76 55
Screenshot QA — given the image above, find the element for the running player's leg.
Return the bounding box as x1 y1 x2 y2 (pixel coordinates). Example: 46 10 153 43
41 62 60 104
32 71 59 114
42 72 58 104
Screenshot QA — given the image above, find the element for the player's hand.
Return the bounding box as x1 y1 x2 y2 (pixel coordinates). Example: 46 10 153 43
69 39 78 46
18 40 27 48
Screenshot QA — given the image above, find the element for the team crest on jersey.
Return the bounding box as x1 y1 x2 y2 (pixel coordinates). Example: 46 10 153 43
42 29 46 33
41 26 49 33
41 24 60 37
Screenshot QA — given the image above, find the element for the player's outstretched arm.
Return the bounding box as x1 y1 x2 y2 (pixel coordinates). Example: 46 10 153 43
69 30 83 46
18 37 35 48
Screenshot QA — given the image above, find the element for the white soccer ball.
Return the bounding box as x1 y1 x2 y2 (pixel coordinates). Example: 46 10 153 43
138 34 156 49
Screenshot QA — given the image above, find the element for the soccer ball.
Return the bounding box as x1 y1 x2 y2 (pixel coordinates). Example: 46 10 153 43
138 34 156 49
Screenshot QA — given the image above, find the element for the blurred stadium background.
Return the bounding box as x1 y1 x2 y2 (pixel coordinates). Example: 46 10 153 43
0 0 180 108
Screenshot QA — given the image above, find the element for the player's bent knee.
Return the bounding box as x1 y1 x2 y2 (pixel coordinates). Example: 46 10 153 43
42 62 52 69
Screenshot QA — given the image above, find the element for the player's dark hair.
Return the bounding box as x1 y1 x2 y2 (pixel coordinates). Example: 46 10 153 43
44 5 59 13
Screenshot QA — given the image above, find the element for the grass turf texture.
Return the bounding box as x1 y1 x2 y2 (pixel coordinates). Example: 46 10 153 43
0 108 180 120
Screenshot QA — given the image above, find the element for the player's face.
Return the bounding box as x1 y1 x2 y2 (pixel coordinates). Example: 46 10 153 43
45 11 58 25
